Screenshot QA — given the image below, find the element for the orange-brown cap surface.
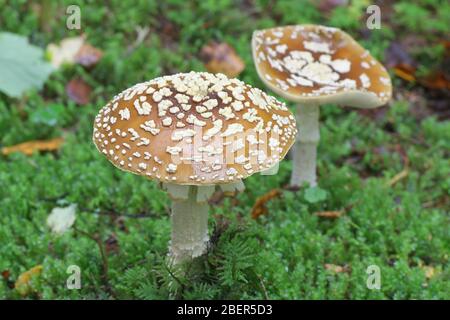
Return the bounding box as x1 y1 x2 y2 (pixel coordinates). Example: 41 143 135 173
252 25 392 108
93 72 297 185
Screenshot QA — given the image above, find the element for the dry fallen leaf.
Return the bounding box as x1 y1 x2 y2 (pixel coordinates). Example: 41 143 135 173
200 42 245 78
419 71 450 90
2 269 14 289
75 43 103 68
2 137 64 156
66 78 92 105
422 266 436 279
324 263 349 273
386 41 450 92
1 270 10 280
251 189 282 219
386 169 409 187
385 42 419 83
394 65 416 83
47 204 77 235
15 265 43 296
317 0 348 13
47 35 85 68
47 35 103 69
315 210 344 218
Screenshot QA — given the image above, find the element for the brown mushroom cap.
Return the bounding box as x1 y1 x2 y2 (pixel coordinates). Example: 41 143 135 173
93 72 297 185
252 24 392 108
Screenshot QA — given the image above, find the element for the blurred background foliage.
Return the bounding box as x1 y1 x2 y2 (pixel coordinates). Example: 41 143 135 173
0 0 448 299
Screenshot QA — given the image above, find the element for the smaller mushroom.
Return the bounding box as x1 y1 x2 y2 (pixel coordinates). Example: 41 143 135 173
252 24 392 187
92 72 297 265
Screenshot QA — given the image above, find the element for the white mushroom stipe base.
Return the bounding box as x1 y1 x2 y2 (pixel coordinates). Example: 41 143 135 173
170 185 210 264
291 104 319 187
168 182 245 264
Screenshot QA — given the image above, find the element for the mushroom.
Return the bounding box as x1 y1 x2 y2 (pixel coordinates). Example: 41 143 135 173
252 24 392 187
92 72 297 264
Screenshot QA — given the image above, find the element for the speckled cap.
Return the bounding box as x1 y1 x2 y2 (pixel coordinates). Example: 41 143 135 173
252 24 392 108
93 72 297 185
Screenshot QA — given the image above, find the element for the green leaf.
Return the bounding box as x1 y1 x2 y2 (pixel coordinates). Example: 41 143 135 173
304 187 328 203
0 32 54 97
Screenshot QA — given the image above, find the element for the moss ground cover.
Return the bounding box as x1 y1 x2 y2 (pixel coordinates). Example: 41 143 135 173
0 0 448 299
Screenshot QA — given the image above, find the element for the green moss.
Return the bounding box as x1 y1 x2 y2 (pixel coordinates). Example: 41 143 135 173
0 0 448 299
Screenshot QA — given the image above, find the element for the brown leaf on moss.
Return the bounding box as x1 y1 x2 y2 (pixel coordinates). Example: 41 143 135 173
1 270 14 289
200 42 245 78
419 71 450 90
66 78 92 105
324 264 349 273
315 210 344 218
75 43 104 67
393 65 416 83
1 269 14 289
15 265 43 296
251 189 282 219
386 41 449 91
422 266 436 279
2 137 64 156
316 0 348 13
47 35 103 69
1 270 10 280
385 42 419 83
47 35 85 68
105 233 119 255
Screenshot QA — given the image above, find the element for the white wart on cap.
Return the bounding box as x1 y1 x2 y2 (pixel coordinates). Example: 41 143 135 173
93 72 297 185
252 25 392 108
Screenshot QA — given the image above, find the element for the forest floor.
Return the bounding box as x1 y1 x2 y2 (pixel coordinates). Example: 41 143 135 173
0 0 448 299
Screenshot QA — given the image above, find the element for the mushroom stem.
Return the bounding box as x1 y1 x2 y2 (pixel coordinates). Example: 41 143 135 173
291 103 320 187
170 185 209 265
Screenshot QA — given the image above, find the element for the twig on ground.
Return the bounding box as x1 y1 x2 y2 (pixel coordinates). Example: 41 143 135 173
79 206 158 219
39 193 158 218
256 274 270 300
386 169 409 187
251 189 282 219
164 264 184 288
422 195 449 208
126 26 150 55
73 226 115 297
